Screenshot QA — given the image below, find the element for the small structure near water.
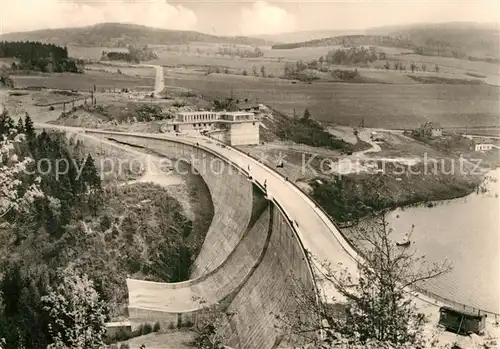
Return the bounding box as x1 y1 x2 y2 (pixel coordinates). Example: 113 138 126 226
475 143 495 152
413 122 443 138
438 306 487 335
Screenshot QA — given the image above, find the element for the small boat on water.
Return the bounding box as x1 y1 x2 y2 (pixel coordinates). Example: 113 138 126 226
396 238 411 247
396 232 411 247
396 225 414 247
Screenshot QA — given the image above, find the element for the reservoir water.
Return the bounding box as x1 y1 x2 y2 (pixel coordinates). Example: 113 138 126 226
387 169 500 314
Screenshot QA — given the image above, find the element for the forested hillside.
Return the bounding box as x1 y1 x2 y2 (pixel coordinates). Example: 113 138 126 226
271 22 500 61
0 23 270 48
0 41 83 73
0 110 203 349
272 35 412 50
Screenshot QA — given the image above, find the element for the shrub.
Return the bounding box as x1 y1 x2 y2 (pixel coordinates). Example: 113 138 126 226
141 323 153 335
168 322 175 330
173 99 187 108
153 321 161 332
332 69 361 80
182 320 194 328
275 111 350 151
119 344 130 349
49 106 55 111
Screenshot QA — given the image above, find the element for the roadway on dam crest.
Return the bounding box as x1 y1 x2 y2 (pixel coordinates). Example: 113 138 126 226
33 64 500 339
30 67 364 290
35 123 359 299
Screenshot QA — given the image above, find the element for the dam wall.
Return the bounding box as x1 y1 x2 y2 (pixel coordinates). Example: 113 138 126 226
85 132 253 277
221 200 317 349
126 188 271 314
81 131 317 349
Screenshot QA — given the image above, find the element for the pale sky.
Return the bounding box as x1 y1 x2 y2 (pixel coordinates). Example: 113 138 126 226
0 0 499 36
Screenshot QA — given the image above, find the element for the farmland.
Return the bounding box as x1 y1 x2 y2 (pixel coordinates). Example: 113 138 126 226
10 69 154 91
162 69 500 129
67 45 128 60
149 50 285 76
85 63 155 78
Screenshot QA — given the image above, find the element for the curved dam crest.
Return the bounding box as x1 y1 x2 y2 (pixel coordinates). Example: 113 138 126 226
104 134 255 277
37 124 497 348
84 131 318 349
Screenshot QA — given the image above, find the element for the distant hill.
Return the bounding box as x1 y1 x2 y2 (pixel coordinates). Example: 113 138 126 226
369 22 500 59
254 29 365 44
272 35 412 50
0 23 271 48
269 22 500 60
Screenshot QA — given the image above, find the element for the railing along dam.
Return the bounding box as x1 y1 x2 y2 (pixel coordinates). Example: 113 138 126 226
81 130 319 349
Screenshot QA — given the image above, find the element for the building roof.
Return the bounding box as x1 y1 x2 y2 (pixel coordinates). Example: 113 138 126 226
106 321 132 328
220 111 254 116
178 111 218 115
236 102 259 110
440 306 487 319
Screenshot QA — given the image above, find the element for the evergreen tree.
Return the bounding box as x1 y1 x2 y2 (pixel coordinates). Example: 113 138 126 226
0 110 15 138
81 154 102 216
0 262 51 349
24 113 35 138
302 108 311 120
16 117 24 134
81 154 101 190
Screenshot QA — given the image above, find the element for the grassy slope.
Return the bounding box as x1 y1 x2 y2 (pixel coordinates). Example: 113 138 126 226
10 69 155 90
162 70 500 129
269 22 500 59
310 161 482 224
371 22 500 59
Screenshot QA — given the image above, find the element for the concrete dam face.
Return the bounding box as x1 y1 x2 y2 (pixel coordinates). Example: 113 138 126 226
86 132 317 349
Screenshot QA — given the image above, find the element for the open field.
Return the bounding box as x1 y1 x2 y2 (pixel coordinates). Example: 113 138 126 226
261 45 412 61
150 52 285 76
85 63 155 78
67 45 128 60
64 44 499 85
11 70 154 91
371 52 500 78
0 57 20 68
163 69 500 129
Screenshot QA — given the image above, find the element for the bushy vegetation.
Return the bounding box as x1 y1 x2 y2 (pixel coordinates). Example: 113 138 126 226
134 104 168 122
283 61 321 82
310 161 481 225
105 322 160 344
332 69 361 81
60 103 173 123
217 46 264 58
310 176 390 224
324 46 381 65
275 109 351 151
0 110 203 348
0 41 83 73
0 112 105 349
101 45 157 63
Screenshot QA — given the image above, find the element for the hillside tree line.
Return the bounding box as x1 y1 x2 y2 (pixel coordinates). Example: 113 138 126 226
0 41 83 73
